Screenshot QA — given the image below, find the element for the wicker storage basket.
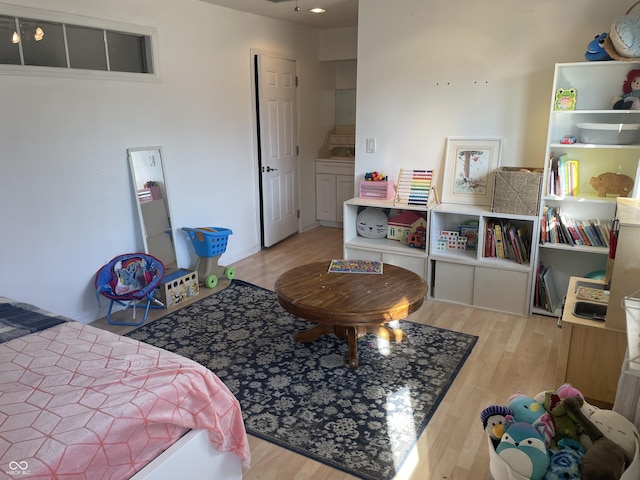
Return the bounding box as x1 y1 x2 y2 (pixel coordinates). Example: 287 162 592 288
491 167 543 216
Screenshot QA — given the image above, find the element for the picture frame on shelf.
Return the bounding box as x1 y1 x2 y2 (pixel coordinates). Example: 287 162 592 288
442 138 502 206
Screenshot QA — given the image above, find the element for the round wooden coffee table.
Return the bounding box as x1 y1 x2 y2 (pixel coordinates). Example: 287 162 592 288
274 260 428 368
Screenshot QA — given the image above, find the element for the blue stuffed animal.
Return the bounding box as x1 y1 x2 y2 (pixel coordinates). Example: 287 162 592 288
496 419 550 480
585 33 612 61
543 446 583 480
508 393 555 448
609 10 640 59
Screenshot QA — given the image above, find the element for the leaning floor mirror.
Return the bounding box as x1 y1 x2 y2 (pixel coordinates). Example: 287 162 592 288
128 147 177 269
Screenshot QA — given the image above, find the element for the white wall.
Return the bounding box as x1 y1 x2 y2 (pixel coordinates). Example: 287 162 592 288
355 0 618 192
0 0 336 322
319 27 357 61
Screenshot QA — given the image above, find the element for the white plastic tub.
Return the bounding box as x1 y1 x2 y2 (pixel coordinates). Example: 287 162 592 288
577 123 640 145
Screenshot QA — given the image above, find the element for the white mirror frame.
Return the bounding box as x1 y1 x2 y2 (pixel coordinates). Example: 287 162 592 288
128 146 177 268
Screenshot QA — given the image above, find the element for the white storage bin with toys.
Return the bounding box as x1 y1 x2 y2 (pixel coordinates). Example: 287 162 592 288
481 383 640 480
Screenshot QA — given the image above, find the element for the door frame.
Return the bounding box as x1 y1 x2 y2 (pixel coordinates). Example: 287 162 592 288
249 48 302 248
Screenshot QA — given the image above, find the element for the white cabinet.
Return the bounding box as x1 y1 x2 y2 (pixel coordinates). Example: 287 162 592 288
343 197 429 281
329 134 355 148
533 61 640 316
316 159 354 225
429 203 537 316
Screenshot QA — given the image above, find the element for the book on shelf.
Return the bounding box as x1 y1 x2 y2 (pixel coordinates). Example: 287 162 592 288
482 220 531 264
547 154 579 197
508 225 522 264
535 263 561 313
540 206 612 249
494 223 505 259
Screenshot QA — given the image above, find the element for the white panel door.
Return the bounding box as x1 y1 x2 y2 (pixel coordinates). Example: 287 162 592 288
257 55 298 247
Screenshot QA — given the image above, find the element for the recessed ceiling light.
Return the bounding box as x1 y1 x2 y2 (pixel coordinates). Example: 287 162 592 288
309 7 326 14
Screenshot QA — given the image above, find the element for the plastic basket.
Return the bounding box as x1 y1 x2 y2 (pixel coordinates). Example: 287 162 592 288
182 227 232 257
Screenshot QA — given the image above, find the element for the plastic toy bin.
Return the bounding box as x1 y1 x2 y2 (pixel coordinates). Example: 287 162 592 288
183 227 232 257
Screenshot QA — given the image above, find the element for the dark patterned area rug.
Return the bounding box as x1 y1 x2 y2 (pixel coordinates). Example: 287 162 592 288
126 280 478 480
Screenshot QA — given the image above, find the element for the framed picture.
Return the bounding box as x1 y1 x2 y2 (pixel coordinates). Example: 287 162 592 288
442 138 502 206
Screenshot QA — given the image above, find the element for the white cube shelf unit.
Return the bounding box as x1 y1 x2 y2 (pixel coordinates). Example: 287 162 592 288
429 203 538 316
343 197 429 281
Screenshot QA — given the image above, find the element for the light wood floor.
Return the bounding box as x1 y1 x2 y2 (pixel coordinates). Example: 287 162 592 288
92 226 563 480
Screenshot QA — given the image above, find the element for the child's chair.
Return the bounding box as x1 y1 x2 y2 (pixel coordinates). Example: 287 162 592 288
95 253 165 326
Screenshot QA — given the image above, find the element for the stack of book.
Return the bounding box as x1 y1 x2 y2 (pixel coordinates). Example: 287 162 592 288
540 206 611 247
483 220 531 264
547 154 579 197
534 263 561 313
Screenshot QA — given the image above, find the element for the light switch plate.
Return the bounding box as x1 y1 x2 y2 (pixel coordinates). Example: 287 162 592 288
366 138 376 153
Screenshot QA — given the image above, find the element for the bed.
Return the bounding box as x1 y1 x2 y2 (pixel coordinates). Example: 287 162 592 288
0 297 250 479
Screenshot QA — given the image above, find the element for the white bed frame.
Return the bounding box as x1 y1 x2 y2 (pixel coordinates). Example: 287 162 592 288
131 430 243 480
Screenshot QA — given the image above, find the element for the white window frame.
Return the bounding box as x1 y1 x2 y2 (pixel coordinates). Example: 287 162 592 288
0 2 160 82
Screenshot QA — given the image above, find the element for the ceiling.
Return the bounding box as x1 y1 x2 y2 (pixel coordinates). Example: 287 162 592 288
198 0 358 30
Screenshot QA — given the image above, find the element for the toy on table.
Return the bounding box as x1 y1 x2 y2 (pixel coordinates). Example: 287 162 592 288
563 396 629 480
496 418 550 480
181 227 235 288
613 69 640 110
585 33 613 61
554 88 577 111
589 172 634 197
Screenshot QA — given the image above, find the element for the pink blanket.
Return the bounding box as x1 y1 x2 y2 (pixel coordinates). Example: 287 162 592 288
0 322 250 478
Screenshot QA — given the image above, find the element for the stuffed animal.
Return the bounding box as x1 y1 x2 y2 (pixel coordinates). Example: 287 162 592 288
589 172 635 197
496 419 550 480
481 405 513 448
508 393 555 448
613 69 640 110
355 207 388 239
585 33 613 61
563 396 628 480
543 392 582 445
589 409 639 463
543 446 584 480
608 10 640 59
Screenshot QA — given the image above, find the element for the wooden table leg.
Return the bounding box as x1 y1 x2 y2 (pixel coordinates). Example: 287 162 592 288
293 323 335 343
346 326 358 369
